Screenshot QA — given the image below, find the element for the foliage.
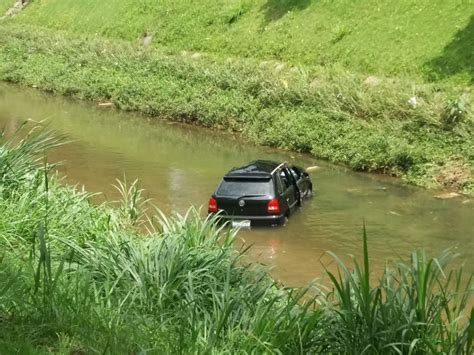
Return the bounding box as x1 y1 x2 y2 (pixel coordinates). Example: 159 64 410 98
0 122 62 189
0 0 15 15
6 0 474 84
0 25 472 193
0 127 323 353
0 128 472 353
322 226 473 354
442 93 472 131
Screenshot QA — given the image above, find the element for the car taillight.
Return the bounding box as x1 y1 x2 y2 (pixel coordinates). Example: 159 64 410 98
267 198 280 214
208 197 218 213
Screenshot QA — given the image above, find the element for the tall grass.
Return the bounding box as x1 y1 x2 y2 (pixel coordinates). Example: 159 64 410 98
0 128 472 353
0 126 324 353
0 122 62 188
113 177 150 227
322 226 473 354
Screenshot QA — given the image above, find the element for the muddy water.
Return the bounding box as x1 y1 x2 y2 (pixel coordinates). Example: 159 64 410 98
0 83 472 286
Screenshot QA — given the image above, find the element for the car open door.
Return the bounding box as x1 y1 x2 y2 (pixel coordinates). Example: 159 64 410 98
278 168 298 212
290 166 310 199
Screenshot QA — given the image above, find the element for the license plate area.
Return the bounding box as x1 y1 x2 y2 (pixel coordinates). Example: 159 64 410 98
231 220 251 229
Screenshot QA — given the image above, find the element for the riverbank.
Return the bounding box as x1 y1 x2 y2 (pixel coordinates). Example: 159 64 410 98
1 127 472 353
0 23 472 193
4 0 473 84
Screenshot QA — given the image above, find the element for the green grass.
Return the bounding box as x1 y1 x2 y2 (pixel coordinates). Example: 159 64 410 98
0 126 324 353
323 226 474 354
0 125 472 354
0 1 473 192
0 0 14 15
9 0 474 84
0 24 472 193
1 3 473 352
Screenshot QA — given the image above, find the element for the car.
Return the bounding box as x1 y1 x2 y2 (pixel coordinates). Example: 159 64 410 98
289 165 313 201
208 160 313 227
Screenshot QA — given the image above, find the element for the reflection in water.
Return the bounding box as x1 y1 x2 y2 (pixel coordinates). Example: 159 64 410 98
0 82 472 286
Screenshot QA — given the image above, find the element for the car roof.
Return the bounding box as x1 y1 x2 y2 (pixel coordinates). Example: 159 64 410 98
224 160 285 179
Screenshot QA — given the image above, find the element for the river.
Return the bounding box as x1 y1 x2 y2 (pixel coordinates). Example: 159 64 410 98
0 82 472 286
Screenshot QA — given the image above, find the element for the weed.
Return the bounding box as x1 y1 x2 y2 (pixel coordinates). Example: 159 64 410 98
442 93 471 131
331 24 351 44
0 129 472 353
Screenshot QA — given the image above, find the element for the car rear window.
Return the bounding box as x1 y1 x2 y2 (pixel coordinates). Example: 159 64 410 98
217 178 272 197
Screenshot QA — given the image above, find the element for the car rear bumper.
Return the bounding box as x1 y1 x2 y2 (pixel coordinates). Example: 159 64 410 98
209 212 286 226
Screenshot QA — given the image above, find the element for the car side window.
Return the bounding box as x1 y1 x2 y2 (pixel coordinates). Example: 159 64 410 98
275 174 285 194
280 170 292 190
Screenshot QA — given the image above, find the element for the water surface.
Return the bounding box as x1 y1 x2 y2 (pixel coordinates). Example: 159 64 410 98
0 83 472 286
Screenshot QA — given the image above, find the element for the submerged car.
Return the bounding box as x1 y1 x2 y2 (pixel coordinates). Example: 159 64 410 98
208 160 313 227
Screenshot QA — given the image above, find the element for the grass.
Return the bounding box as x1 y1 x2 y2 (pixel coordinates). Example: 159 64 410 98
8 0 474 84
323 226 474 354
0 1 473 193
0 24 472 193
0 125 472 353
0 0 14 15
0 126 324 353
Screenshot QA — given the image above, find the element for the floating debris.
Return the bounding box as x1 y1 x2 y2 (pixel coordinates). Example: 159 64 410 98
434 192 460 199
306 166 320 172
98 102 113 107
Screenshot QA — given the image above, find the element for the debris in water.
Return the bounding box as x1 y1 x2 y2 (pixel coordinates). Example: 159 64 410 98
98 102 113 107
434 192 460 199
306 166 320 172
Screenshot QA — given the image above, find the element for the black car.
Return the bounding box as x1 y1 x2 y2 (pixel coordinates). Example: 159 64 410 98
208 160 313 227
289 165 313 200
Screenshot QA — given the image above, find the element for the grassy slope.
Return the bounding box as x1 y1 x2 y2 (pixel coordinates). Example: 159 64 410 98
12 0 474 83
0 1 472 192
0 0 14 14
1 25 472 192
